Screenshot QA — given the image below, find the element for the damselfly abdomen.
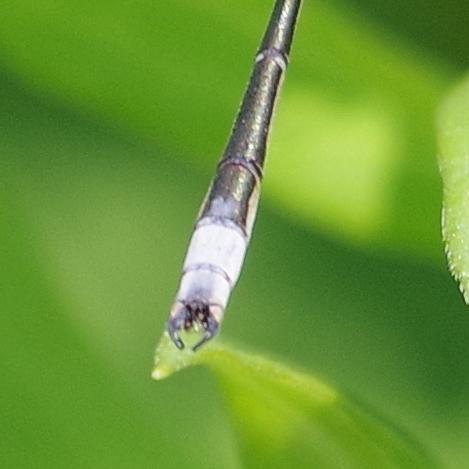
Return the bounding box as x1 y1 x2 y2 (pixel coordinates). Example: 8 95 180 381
166 0 302 350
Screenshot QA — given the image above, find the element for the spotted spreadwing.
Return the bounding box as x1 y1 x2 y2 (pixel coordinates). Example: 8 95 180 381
164 0 302 351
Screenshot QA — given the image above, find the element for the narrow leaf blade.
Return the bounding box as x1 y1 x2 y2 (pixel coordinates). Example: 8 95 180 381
156 343 437 468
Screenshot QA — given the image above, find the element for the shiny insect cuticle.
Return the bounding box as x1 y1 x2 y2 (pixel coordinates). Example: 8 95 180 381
163 0 302 350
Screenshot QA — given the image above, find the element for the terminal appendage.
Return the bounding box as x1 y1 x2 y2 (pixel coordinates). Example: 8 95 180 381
168 301 220 351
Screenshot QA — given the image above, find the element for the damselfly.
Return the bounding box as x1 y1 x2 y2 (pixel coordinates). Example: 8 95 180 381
165 0 302 351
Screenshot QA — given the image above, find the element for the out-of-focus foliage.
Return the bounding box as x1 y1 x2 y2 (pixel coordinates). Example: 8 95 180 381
0 0 456 257
1 1 469 468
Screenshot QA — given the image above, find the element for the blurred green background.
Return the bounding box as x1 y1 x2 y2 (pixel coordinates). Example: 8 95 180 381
1 0 469 467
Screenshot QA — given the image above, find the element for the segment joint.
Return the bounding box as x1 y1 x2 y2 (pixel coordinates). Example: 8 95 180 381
255 47 288 72
218 156 263 182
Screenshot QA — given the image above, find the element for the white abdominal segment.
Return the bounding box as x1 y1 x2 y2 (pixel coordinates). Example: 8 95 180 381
178 223 248 311
167 221 249 350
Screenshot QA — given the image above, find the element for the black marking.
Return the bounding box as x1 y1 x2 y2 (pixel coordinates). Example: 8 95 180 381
167 301 220 351
183 263 232 286
218 157 263 181
200 159 260 236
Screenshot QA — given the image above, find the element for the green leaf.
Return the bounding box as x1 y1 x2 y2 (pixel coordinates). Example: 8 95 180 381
438 74 469 303
0 40 466 469
153 337 436 468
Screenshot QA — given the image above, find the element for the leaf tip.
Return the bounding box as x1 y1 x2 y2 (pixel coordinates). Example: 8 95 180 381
151 331 198 381
151 365 170 381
